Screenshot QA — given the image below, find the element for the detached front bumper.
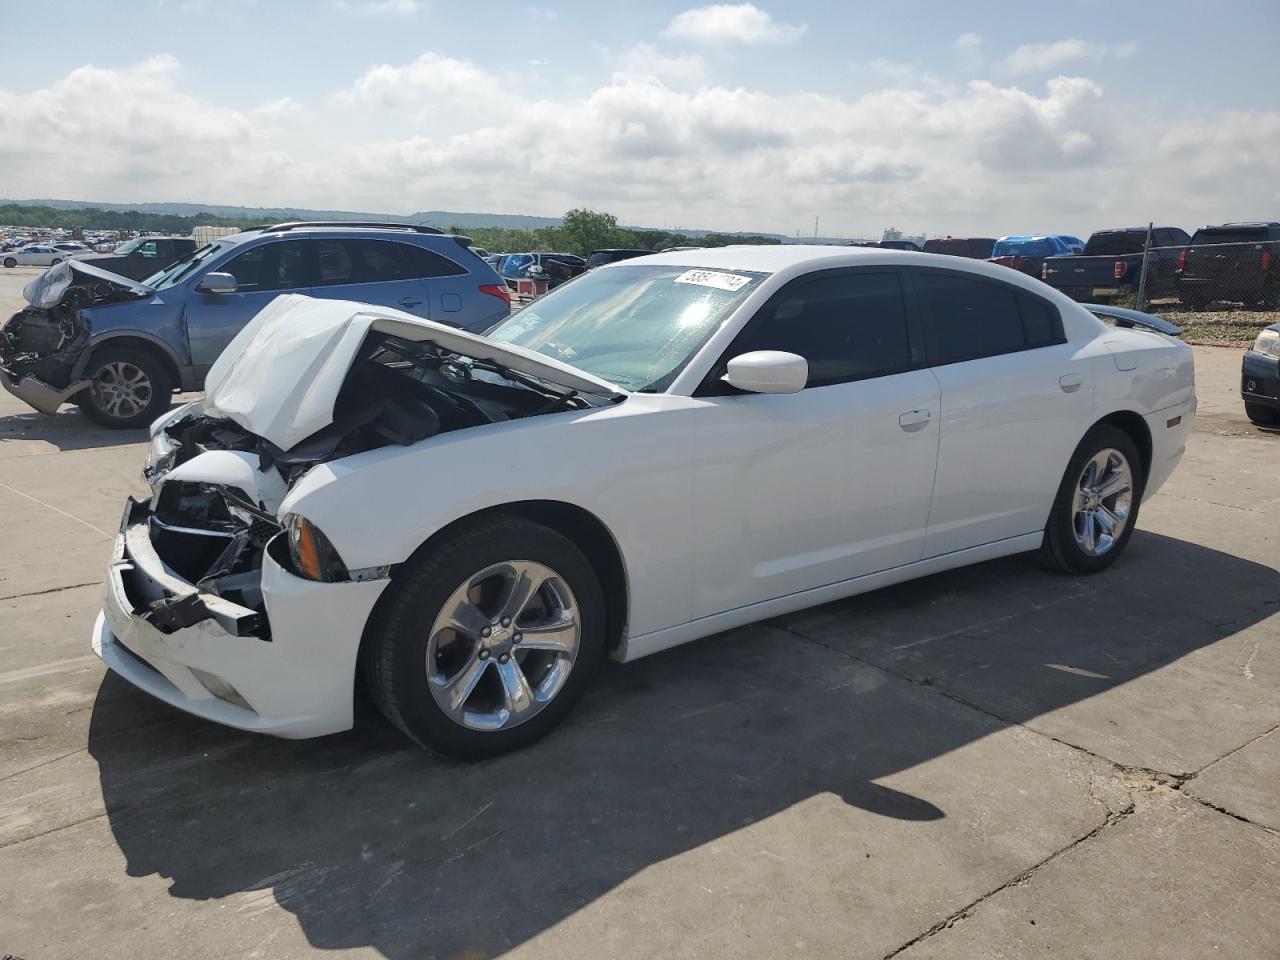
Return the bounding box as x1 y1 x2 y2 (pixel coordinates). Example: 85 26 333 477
93 498 391 738
0 367 90 414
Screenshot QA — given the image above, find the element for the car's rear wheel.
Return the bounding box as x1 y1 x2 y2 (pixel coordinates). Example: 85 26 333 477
76 346 174 429
50 257 63 265
364 516 605 758
2 257 15 268
1040 425 1144 574
1245 402 1280 427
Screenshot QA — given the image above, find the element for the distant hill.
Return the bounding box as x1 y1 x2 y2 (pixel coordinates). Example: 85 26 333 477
3 198 787 240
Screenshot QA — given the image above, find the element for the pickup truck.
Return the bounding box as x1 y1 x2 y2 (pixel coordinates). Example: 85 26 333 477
1042 227 1190 302
987 235 1074 278
1176 222 1280 309
75 235 198 282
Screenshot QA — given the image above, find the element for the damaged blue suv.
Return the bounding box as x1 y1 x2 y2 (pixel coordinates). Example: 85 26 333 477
0 222 511 428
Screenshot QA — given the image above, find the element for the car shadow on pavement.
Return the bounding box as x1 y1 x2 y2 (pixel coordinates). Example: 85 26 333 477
0 408 152 452
87 530 1280 958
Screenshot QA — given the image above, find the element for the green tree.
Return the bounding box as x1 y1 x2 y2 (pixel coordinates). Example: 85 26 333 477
557 208 624 257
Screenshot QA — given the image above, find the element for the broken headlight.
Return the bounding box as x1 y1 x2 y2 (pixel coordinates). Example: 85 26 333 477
282 513 349 582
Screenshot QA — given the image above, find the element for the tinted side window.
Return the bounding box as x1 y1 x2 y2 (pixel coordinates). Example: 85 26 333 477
396 242 467 279
222 241 307 293
916 272 1027 364
740 272 912 387
315 240 355 285
1018 293 1060 347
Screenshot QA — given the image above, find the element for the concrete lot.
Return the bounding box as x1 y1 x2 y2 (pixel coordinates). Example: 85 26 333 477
0 264 1277 959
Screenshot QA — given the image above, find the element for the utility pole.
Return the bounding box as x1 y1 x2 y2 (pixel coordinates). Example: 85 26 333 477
814 215 819 238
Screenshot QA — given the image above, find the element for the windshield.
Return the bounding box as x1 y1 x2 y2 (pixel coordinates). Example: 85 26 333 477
993 238 1061 258
115 238 145 255
1191 227 1267 245
487 264 767 391
143 242 222 289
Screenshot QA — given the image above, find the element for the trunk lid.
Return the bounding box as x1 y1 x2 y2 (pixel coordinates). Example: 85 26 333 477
204 294 627 451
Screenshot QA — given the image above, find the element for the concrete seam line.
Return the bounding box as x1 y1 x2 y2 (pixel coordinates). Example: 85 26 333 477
0 810 107 851
0 480 114 539
0 580 101 602
0 654 101 686
1187 719 1280 779
0 746 88 783
878 803 1136 959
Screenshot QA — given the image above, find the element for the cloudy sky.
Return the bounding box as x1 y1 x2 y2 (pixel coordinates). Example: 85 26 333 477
1 0 1277 237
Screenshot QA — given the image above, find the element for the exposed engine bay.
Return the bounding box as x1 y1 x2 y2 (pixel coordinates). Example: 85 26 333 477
135 331 604 639
0 259 152 401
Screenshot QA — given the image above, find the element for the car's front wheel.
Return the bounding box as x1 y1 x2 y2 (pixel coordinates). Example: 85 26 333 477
364 516 606 758
1040 425 1144 574
2 257 15 268
76 346 174 429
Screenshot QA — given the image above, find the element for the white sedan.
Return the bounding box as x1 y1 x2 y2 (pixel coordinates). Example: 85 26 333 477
93 246 1196 757
2 245 75 268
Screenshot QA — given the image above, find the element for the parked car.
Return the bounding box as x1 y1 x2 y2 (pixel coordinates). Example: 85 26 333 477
0 221 510 428
851 240 921 251
989 235 1075 277
500 252 586 289
73 236 199 282
1043 227 1191 302
1055 235 1086 255
922 237 996 259
585 248 651 269
90 246 1195 757
1176 222 1280 308
52 241 95 255
1242 323 1280 426
2 244 73 268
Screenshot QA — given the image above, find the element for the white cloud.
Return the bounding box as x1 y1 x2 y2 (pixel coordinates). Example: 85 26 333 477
340 51 499 112
954 32 983 54
663 3 806 46
335 0 419 13
1006 38 1137 74
0 55 303 203
3 53 1278 239
615 43 706 85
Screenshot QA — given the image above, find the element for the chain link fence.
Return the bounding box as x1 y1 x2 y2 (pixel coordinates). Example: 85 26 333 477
1067 227 1280 346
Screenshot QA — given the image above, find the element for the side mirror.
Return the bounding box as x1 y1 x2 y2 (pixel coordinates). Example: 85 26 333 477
196 272 237 294
722 350 808 394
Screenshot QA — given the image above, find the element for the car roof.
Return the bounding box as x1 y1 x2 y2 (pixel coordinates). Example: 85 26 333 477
1199 222 1280 229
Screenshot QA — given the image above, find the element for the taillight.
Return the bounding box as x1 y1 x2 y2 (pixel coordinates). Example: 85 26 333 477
1176 249 1187 271
479 283 511 307
1114 260 1128 279
1041 263 1048 280
1263 250 1273 272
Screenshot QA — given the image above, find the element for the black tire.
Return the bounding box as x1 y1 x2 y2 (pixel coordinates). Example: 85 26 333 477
363 515 606 758
1040 424 1145 575
2 257 15 268
50 257 63 265
1245 402 1280 427
75 345 174 429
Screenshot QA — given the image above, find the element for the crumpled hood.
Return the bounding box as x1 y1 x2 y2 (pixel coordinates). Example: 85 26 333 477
203 294 626 451
22 258 154 308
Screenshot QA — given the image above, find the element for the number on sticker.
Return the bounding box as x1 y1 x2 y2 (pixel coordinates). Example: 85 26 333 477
674 270 753 292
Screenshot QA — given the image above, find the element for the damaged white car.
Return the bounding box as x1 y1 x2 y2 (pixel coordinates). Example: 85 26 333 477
94 247 1196 757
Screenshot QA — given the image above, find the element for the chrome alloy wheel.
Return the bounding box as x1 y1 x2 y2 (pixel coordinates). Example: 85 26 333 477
1072 448 1134 557
91 360 154 421
426 560 582 732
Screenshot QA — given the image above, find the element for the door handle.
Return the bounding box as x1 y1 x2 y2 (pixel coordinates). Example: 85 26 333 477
898 409 932 429
399 297 422 308
1059 373 1084 393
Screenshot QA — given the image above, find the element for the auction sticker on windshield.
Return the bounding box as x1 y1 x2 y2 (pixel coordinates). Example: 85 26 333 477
674 269 754 292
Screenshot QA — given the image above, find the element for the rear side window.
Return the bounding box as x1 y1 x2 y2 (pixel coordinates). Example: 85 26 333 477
915 271 1062 364
397 242 467 278
739 271 912 387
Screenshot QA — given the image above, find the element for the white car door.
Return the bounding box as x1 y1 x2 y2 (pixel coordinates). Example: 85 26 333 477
22 246 55 266
910 267 1093 557
691 268 940 618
